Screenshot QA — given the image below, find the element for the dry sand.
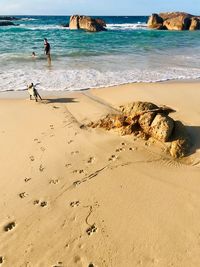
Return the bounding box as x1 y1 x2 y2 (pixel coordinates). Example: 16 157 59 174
0 82 200 267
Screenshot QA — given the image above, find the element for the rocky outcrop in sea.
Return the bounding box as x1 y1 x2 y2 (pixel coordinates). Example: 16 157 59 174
147 12 200 30
0 21 18 26
69 15 107 32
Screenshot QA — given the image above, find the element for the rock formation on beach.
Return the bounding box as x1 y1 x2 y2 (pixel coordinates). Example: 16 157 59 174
69 15 107 32
88 101 190 158
147 12 200 30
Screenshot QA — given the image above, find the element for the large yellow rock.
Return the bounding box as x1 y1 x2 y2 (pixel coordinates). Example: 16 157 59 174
69 15 107 32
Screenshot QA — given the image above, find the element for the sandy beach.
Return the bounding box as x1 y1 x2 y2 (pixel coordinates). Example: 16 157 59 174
0 81 200 267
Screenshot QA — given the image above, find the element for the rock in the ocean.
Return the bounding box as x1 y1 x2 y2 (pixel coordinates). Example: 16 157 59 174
0 16 19 20
0 21 16 26
147 12 200 31
147 13 164 29
163 15 191 30
69 15 107 32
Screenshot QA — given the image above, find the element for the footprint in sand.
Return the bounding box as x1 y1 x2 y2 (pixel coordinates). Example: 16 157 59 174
53 106 60 109
88 264 95 267
108 155 118 161
65 163 72 168
73 180 81 187
86 224 97 236
67 140 74 144
33 200 40 205
34 138 41 144
40 147 46 152
73 169 84 174
29 155 35 162
39 164 45 172
0 256 4 264
24 177 31 183
116 147 125 153
70 201 80 207
33 200 48 208
87 157 95 164
49 179 59 185
40 201 47 207
71 151 79 156
19 192 28 199
52 263 63 267
129 147 136 151
4 222 16 232
50 124 54 129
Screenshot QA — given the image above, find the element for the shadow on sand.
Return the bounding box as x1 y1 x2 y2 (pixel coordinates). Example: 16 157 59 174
186 126 200 155
43 98 78 104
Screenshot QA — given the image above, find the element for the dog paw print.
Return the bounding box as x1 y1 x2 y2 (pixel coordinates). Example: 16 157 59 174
4 222 16 232
116 147 125 152
29 155 35 162
65 163 72 168
87 157 95 164
49 179 59 185
33 200 47 208
40 201 47 207
86 224 97 236
73 180 81 187
39 164 45 172
24 177 31 183
70 201 80 207
108 155 118 161
19 192 28 199
73 169 84 174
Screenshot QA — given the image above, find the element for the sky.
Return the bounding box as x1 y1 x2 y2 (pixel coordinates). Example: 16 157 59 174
0 0 200 16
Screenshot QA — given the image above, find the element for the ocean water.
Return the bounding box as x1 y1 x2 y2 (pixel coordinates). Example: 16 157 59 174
0 15 200 92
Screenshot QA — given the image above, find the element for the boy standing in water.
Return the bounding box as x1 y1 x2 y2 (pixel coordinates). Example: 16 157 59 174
44 38 51 65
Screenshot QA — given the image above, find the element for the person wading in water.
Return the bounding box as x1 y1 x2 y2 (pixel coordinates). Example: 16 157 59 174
44 38 51 65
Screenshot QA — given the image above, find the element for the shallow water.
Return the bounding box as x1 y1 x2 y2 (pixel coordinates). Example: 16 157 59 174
0 15 200 91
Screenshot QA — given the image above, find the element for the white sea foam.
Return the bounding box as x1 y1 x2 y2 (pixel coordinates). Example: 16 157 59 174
20 18 38 21
107 23 147 30
19 25 67 30
0 67 200 92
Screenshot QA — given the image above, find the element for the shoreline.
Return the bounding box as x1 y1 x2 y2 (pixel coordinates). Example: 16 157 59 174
1 78 200 99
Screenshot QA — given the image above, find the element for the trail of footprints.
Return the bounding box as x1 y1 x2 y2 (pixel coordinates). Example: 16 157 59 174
4 112 100 266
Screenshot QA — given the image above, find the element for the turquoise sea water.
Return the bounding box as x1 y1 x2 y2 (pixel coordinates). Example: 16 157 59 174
0 15 200 91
